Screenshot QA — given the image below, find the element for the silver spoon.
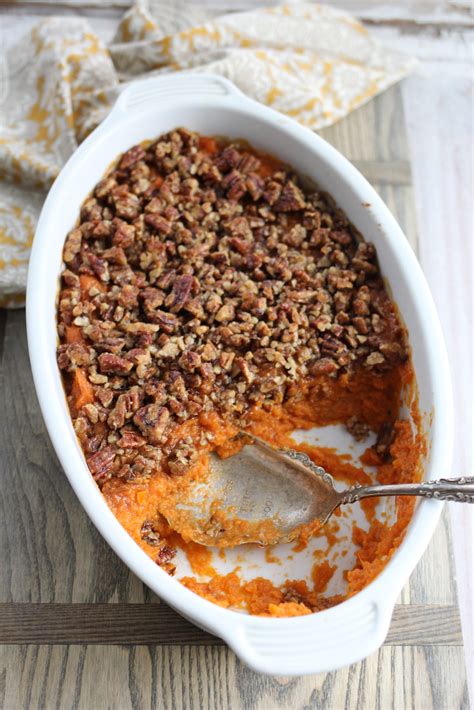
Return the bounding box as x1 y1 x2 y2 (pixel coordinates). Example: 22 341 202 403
164 433 474 547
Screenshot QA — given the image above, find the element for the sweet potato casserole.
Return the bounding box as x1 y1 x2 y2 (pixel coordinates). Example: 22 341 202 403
57 128 424 617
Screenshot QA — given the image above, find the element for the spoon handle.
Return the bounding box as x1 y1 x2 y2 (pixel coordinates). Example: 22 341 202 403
340 477 474 505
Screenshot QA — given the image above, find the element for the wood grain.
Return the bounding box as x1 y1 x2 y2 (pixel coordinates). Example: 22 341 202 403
0 603 463 646
0 644 469 710
0 12 470 704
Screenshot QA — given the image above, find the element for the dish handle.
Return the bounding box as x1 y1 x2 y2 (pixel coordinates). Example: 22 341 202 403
226 595 395 675
109 72 243 116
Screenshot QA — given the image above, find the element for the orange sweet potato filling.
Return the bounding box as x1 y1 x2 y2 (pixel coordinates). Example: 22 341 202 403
95 361 424 617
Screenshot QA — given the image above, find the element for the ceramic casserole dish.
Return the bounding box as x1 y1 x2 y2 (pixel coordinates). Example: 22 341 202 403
26 73 453 675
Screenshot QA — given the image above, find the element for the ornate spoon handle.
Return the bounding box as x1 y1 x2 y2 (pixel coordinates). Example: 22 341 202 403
340 477 474 505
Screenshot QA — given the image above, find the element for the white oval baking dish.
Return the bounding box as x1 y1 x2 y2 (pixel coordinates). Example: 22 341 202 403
26 73 453 676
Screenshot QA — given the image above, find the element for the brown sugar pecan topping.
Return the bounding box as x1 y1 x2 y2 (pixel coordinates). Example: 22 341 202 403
58 128 408 484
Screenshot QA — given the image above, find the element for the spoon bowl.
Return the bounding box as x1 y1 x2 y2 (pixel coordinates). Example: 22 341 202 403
163 433 474 547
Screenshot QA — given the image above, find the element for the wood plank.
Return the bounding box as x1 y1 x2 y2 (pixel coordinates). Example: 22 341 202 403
352 160 411 185
0 643 469 710
0 603 463 646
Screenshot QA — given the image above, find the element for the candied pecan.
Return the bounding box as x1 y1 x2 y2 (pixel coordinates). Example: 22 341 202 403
167 440 198 476
92 221 113 239
379 341 406 364
156 544 176 564
223 170 247 201
352 316 368 334
155 545 177 575
238 152 261 174
365 351 385 367
119 145 146 170
62 269 80 288
320 335 347 358
112 218 136 248
179 350 201 372
215 303 235 323
309 358 339 375
345 416 370 441
102 246 127 266
214 145 241 172
141 520 161 546
165 274 194 312
107 394 128 429
133 404 170 444
112 186 141 221
283 224 307 247
373 423 396 461
58 343 91 369
236 357 255 384
80 198 102 222
87 446 116 481
157 341 180 359
98 352 133 375
87 253 109 282
200 342 218 361
262 180 282 205
63 228 82 263
274 182 305 212
117 428 146 449
144 213 172 235
124 322 160 336
246 172 265 200
152 310 177 333
140 287 165 316
118 284 139 308
95 387 114 408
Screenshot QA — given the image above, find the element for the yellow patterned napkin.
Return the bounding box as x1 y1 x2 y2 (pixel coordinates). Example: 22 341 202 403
0 1 416 307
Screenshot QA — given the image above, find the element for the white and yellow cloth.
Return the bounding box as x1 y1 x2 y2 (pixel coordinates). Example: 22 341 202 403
0 0 416 307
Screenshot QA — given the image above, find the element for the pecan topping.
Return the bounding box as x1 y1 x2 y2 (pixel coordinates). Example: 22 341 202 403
58 128 408 492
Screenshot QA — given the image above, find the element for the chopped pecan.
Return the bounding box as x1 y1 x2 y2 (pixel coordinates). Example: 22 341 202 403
144 213 172 235
274 182 305 212
167 440 198 476
112 186 141 221
119 145 146 170
63 228 82 263
373 422 396 461
165 274 194 312
140 520 161 546
117 428 146 449
98 353 133 375
87 446 116 481
155 545 177 575
133 404 170 444
345 416 370 441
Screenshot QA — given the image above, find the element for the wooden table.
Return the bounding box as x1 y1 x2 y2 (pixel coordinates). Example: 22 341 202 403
0 2 472 708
